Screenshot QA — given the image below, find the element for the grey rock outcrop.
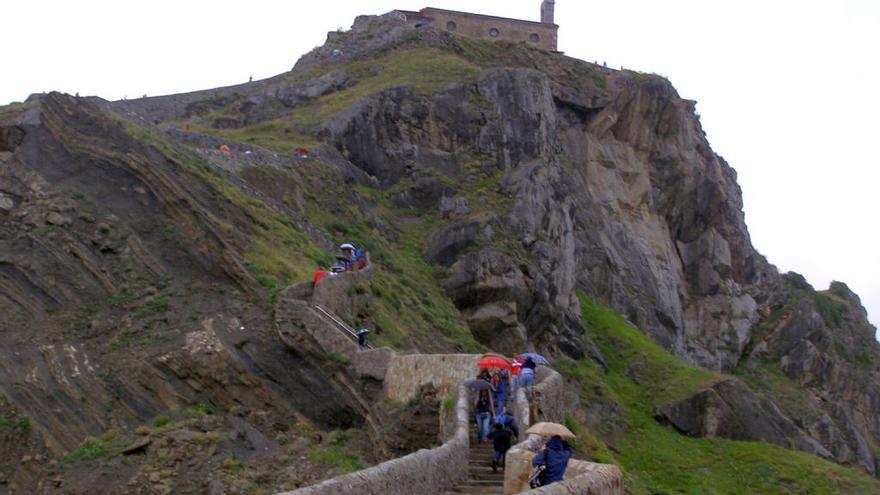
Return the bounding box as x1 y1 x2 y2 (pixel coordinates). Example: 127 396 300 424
654 379 832 460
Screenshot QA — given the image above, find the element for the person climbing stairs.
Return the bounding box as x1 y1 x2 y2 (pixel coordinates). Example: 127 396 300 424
444 428 506 494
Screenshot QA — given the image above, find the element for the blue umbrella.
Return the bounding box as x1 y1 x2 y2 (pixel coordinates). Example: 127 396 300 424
519 352 550 366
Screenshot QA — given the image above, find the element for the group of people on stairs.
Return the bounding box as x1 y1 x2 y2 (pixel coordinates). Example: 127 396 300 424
310 242 368 285
470 354 572 486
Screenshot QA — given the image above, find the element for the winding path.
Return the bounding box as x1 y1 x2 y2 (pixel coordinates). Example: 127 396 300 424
273 274 623 495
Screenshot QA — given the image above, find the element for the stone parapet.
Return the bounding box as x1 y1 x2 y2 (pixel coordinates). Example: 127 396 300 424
505 448 624 495
278 384 470 495
351 346 394 380
276 299 359 360
532 366 565 423
311 263 374 323
383 353 481 401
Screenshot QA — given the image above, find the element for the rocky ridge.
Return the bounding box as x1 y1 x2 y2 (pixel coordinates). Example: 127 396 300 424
1 10 879 492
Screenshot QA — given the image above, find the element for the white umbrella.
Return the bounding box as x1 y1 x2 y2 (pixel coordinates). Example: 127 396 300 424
525 421 576 439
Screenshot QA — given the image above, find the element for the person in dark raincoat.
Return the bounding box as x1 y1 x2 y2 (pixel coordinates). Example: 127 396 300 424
531 435 573 485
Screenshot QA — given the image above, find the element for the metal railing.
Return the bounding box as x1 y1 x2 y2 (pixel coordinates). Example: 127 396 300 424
313 304 374 350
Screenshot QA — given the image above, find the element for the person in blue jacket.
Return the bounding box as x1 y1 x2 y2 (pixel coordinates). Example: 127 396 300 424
531 435 573 485
491 372 507 414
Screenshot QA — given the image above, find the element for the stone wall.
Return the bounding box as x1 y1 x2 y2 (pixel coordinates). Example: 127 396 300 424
278 384 470 495
531 366 566 423
395 8 558 51
506 450 624 495
383 353 482 401
351 347 394 381
275 297 359 361
311 264 374 323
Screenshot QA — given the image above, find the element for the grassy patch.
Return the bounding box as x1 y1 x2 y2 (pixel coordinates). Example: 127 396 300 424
182 402 213 419
326 351 350 365
555 293 880 494
221 456 244 472
305 197 480 352
64 433 124 463
153 414 172 428
735 361 820 424
201 48 480 154
306 429 366 474
118 119 331 293
0 413 31 434
441 394 456 414
133 294 170 318
813 292 848 328
107 326 169 351
0 100 38 120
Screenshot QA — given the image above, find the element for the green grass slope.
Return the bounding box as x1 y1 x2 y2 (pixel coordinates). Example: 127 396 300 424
557 293 880 494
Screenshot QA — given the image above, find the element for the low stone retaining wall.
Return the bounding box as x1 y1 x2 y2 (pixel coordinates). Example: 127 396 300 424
504 367 623 495
351 347 394 380
383 353 482 401
310 264 374 323
276 297 359 360
278 384 470 495
505 448 624 495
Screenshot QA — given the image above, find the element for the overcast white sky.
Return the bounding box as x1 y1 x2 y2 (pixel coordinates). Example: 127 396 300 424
4 1 878 332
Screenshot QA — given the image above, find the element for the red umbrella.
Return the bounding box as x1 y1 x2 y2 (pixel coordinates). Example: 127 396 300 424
476 354 511 369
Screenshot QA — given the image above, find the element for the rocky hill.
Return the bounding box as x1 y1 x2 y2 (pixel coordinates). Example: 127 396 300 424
1 12 879 494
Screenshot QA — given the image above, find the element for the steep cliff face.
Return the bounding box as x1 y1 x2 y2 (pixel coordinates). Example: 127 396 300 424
306 17 777 371
3 11 879 492
278 15 880 474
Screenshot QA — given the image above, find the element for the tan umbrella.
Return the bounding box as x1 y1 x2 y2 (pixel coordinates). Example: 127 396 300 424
525 422 576 439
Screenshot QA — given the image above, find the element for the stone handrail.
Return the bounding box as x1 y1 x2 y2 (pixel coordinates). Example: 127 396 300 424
278 383 470 495
504 366 624 495
517 461 624 494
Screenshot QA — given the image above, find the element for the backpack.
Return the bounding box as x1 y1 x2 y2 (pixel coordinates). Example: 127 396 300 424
528 464 546 489
353 245 367 269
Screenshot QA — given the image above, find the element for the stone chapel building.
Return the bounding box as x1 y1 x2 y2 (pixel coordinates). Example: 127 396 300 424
392 0 559 51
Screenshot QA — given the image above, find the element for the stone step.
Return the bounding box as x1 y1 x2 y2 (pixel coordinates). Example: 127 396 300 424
469 451 495 458
469 473 505 482
469 455 495 463
468 468 505 477
443 490 503 495
459 479 504 487
467 465 503 472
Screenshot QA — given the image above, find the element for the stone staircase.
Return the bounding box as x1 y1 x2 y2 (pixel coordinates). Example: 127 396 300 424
444 428 506 494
